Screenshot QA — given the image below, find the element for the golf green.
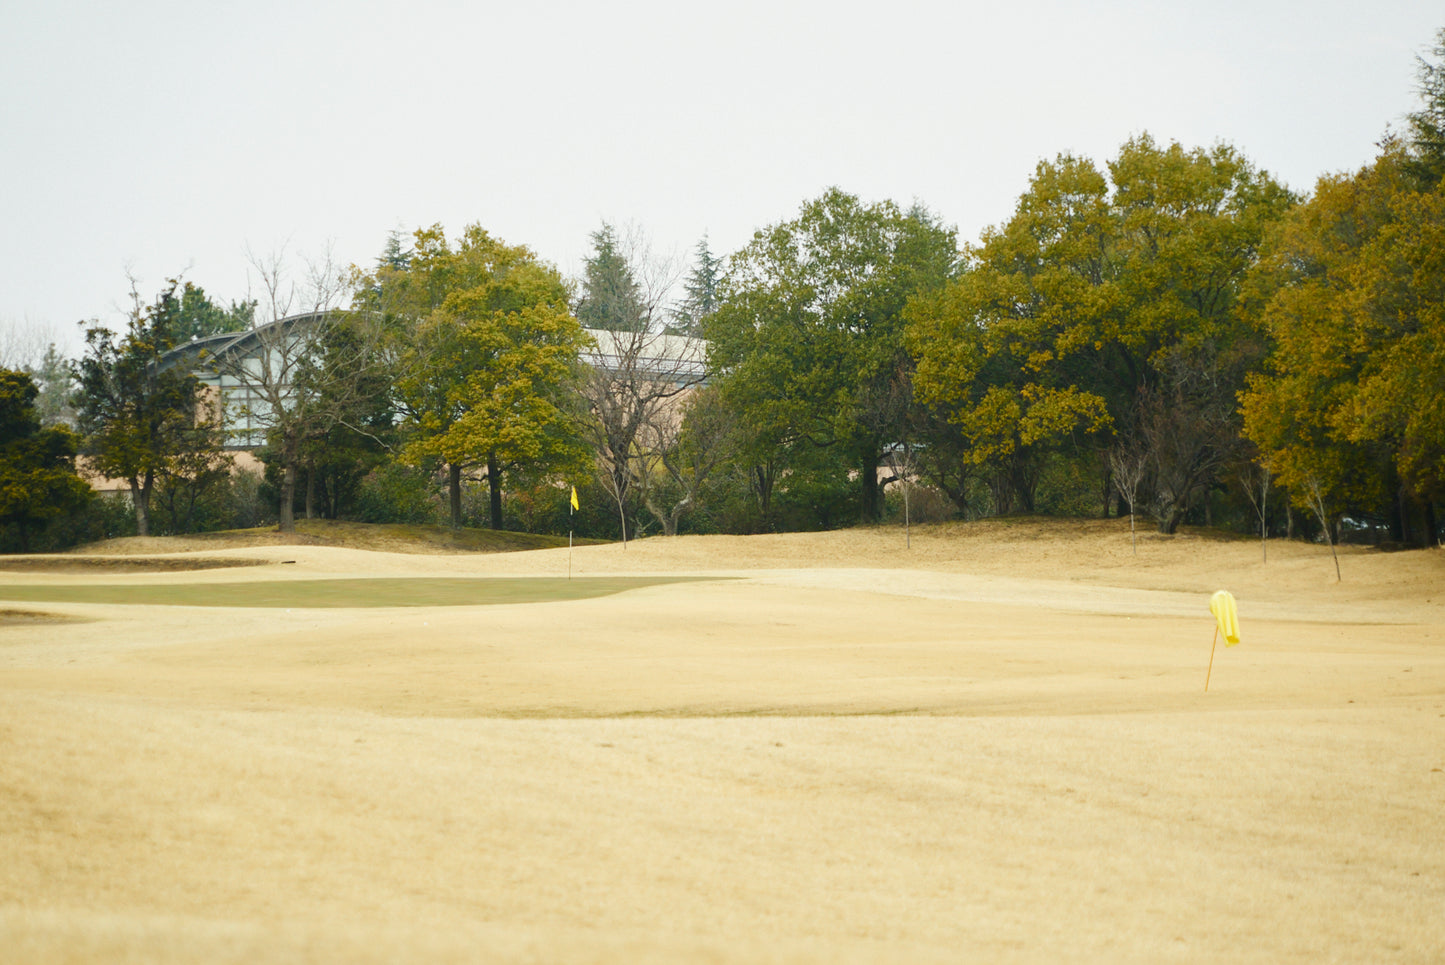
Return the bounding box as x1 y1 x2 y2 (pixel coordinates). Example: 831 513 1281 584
0 576 715 609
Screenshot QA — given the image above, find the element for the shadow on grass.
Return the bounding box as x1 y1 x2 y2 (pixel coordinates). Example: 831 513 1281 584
0 577 722 609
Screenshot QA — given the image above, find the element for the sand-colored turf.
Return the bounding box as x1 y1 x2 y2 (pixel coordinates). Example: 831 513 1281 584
0 576 711 608
1 519 1442 962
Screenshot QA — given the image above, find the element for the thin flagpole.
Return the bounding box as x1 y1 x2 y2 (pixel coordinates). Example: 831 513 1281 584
1205 625 1219 692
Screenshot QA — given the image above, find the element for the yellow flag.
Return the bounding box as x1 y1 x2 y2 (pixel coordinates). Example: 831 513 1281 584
1209 590 1240 646
570 486 579 511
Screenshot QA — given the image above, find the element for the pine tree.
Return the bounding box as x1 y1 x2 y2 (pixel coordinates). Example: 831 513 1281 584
0 369 92 551
32 343 75 427
173 281 254 342
377 229 413 271
1406 28 1445 187
576 223 646 332
672 234 721 336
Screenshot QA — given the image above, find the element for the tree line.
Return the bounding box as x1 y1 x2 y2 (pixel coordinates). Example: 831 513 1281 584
4 29 1441 553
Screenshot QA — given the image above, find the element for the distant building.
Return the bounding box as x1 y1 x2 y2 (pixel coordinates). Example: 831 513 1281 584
160 312 332 451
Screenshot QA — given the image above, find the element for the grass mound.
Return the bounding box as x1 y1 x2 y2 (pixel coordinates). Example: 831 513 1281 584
69 519 601 557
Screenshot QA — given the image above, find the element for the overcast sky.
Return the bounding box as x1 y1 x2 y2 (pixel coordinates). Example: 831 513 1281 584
2 0 1440 358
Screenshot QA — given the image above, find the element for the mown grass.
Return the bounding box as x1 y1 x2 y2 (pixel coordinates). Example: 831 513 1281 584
0 576 714 609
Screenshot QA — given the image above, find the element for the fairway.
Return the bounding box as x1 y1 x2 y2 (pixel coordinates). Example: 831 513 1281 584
2 521 1442 964
0 575 710 609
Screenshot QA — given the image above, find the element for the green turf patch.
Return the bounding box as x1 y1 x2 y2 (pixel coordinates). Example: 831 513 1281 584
0 576 716 609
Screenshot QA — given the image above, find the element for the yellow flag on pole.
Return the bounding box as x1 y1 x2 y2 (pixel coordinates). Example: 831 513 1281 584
570 486 579 511
1205 589 1240 692
1209 590 1240 646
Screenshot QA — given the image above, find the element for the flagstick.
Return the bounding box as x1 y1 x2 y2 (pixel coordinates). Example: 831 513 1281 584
568 507 573 581
1204 626 1219 692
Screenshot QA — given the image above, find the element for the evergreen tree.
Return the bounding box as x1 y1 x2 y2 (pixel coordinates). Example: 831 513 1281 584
1405 27 1445 187
32 343 75 427
74 282 224 537
672 234 721 335
0 369 93 551
377 229 413 271
576 223 647 332
173 282 255 342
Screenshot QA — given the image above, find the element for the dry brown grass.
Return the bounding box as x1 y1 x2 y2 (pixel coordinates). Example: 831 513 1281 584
2 518 1442 963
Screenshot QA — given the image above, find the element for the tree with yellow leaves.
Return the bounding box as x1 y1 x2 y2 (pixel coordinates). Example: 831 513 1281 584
368 224 590 529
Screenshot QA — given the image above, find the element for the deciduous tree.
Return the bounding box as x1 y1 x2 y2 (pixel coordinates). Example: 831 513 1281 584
909 136 1292 530
635 385 732 536
1241 142 1444 544
375 225 590 529
708 189 958 522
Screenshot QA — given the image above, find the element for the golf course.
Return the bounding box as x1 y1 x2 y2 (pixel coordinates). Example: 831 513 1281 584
2 518 1442 962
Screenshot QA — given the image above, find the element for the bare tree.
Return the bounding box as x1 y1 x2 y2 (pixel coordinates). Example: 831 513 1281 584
1109 434 1150 555
575 224 702 543
0 319 50 370
636 385 732 536
884 440 919 548
867 370 918 547
1237 457 1272 562
579 325 705 542
1302 473 1342 582
207 247 387 532
1138 348 1242 534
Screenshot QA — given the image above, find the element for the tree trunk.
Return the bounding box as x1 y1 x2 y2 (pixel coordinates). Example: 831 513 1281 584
1010 453 1037 513
614 482 629 545
667 499 689 537
448 462 463 529
753 464 774 525
611 465 630 544
130 475 151 538
279 463 297 532
860 449 881 523
1157 506 1184 535
1390 485 1407 543
305 467 316 520
903 480 911 549
487 452 503 530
